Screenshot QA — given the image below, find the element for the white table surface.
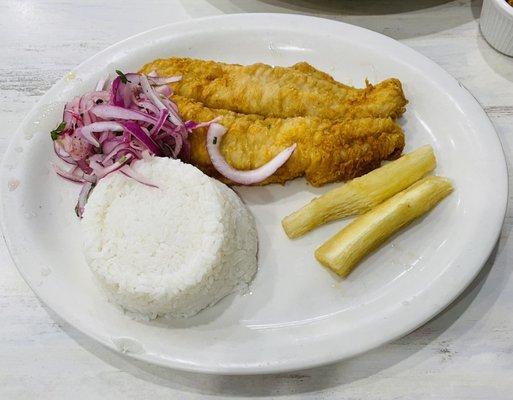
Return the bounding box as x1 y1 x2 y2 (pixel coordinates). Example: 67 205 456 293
2 1 513 398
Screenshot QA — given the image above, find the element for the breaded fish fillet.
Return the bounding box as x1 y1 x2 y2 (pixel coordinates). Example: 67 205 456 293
175 96 405 186
290 62 345 85
140 57 407 120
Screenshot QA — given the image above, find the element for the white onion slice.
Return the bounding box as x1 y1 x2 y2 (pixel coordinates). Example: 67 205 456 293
120 164 158 188
75 182 94 218
206 123 297 185
95 76 108 91
51 163 85 184
140 75 182 126
140 74 167 110
78 121 124 147
149 75 182 85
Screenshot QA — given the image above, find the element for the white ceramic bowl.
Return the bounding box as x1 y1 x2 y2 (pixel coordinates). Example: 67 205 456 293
480 0 513 56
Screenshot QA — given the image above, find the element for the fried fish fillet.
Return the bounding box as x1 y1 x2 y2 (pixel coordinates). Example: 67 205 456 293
175 96 405 186
290 62 345 85
140 57 407 120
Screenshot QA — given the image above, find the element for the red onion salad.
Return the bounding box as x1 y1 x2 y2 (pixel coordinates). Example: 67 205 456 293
51 69 296 218
51 70 193 217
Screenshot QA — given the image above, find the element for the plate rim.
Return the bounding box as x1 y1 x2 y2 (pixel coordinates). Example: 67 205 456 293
1 13 508 374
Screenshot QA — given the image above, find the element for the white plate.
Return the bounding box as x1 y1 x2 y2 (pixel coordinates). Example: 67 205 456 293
0 14 507 374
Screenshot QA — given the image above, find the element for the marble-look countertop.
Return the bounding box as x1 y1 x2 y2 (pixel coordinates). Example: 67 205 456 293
2 1 513 398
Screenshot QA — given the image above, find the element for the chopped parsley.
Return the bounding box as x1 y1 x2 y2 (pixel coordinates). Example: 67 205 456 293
213 136 217 145
115 69 131 84
50 121 66 140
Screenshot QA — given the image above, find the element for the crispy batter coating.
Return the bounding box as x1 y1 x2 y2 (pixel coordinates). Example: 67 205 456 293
290 62 345 85
175 96 405 186
140 57 407 120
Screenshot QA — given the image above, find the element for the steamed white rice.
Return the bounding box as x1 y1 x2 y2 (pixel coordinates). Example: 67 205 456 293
81 156 258 319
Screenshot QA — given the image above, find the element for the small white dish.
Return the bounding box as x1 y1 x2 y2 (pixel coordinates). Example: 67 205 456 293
481 0 513 56
0 14 507 374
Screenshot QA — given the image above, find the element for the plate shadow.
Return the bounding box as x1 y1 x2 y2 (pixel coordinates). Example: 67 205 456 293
182 0 480 40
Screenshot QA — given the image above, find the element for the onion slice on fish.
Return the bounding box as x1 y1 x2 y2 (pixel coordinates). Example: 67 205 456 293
206 123 297 185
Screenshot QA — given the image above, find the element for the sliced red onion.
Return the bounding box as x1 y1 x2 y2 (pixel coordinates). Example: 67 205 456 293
140 74 166 110
133 100 160 115
52 71 206 217
101 137 122 154
171 134 183 158
75 182 94 218
206 123 297 185
52 163 85 184
123 121 161 155
53 141 77 164
88 153 104 163
78 91 110 113
148 75 182 85
91 104 156 124
77 159 93 175
79 96 92 126
161 100 183 127
121 84 133 108
93 154 132 179
124 73 141 84
164 97 180 115
140 75 182 127
120 164 158 188
77 121 124 147
154 85 172 97
110 76 123 107
150 109 169 136
103 142 131 163
87 156 103 173
185 116 222 131
63 96 81 127
98 131 111 144
73 166 96 183
58 133 93 161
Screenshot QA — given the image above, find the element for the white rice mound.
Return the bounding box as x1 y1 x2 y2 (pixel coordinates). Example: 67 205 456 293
81 156 258 319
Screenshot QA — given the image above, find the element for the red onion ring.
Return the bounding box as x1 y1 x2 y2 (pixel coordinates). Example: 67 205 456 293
206 123 297 185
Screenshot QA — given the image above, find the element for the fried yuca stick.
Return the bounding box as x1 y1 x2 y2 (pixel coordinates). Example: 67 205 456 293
315 176 453 277
282 145 436 238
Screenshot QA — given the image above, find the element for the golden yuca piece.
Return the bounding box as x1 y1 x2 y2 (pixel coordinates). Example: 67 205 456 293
282 145 436 238
315 176 453 277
